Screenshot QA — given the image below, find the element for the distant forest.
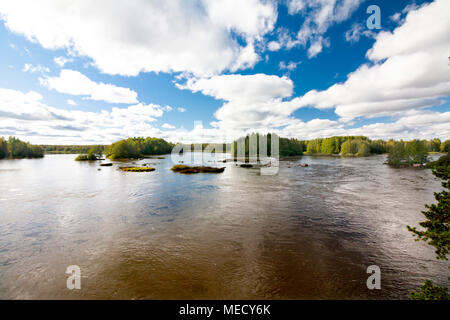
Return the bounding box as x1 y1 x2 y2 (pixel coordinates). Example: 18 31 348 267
41 145 107 154
230 134 449 158
1 135 449 161
0 137 44 159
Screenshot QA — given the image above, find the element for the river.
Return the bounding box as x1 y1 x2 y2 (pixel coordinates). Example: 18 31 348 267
0 153 447 299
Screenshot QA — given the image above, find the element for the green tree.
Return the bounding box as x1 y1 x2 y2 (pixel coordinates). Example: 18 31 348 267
405 140 428 164
105 137 173 160
321 137 339 154
4 137 43 158
306 139 322 154
441 140 450 153
356 141 371 157
428 138 441 152
387 142 407 167
0 137 7 159
407 156 449 300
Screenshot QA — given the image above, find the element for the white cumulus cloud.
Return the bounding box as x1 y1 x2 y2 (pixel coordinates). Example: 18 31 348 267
40 69 138 104
296 0 450 121
0 0 277 77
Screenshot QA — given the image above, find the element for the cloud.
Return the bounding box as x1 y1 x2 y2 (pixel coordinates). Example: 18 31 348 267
177 107 187 113
22 63 49 74
40 69 138 104
295 0 450 121
177 73 293 104
0 87 168 144
286 0 305 15
307 36 329 58
54 56 73 67
281 0 363 56
0 0 277 77
279 61 301 71
344 23 376 43
1 86 448 145
67 99 76 106
389 12 402 23
162 123 175 129
177 73 299 133
266 27 301 52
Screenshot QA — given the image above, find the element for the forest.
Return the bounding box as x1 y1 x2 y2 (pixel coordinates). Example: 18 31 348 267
230 134 448 159
0 137 44 159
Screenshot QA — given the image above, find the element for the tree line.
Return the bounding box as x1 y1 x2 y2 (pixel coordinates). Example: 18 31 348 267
0 137 44 159
41 145 106 154
230 134 450 158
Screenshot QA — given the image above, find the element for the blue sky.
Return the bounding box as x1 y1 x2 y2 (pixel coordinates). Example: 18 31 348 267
0 0 448 144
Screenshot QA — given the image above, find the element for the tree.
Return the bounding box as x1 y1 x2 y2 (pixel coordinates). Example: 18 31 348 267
105 137 173 160
441 140 450 153
356 141 371 157
2 137 43 158
387 142 407 167
405 140 428 164
428 138 441 152
407 155 449 300
306 139 322 154
388 140 428 167
321 137 339 154
0 137 7 159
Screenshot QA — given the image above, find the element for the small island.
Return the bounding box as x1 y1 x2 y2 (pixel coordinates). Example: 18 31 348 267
75 147 103 161
119 166 156 172
171 165 225 174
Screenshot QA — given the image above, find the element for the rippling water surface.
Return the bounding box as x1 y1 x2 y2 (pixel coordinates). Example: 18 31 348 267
0 153 448 299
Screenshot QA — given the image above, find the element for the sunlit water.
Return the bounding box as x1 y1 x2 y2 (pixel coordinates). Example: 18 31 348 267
0 153 448 299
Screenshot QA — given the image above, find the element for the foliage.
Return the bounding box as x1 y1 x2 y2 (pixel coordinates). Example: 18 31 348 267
0 137 44 159
230 133 304 158
407 155 449 299
119 166 155 172
426 152 450 169
0 137 7 159
74 146 103 161
427 138 442 153
304 136 381 156
105 137 173 160
170 165 225 174
441 140 450 153
306 139 322 154
178 143 229 153
388 140 428 167
41 145 106 154
410 280 449 300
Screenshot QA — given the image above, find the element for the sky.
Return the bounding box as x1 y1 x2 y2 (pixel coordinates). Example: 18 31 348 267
0 0 449 144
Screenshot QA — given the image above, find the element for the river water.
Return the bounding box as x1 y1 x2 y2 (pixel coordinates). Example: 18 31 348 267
0 153 448 299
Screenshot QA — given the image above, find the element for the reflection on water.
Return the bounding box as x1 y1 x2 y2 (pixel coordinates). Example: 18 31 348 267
0 153 447 299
